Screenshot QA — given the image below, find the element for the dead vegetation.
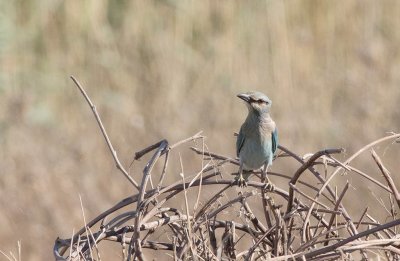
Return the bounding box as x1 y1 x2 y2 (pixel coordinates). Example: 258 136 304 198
54 77 400 260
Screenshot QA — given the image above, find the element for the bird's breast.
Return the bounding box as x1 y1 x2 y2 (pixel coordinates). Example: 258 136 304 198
239 135 273 170
239 116 276 170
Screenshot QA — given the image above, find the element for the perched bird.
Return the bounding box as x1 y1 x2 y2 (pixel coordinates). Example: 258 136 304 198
236 91 278 188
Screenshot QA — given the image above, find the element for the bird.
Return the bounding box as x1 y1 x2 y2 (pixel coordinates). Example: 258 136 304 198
236 91 278 188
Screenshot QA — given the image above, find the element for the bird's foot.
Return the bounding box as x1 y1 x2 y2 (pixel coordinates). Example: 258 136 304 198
235 175 248 187
262 182 275 192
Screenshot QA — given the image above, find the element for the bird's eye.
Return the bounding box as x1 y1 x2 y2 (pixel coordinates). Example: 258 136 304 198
256 99 265 104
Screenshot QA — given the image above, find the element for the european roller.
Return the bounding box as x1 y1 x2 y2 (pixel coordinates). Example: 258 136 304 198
236 91 278 188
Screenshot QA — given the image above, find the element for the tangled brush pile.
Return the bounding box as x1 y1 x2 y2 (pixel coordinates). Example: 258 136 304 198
54 77 400 260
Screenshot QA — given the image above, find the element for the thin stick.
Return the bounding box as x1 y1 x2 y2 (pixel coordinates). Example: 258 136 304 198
295 225 348 254
246 226 276 259
17 241 21 261
286 148 344 214
356 207 369 229
194 138 206 211
69 229 74 260
324 182 349 246
289 184 330 210
170 131 203 149
70 76 139 190
132 140 168 261
347 165 391 192
179 153 198 261
242 200 267 233
157 150 170 188
371 149 400 209
0 250 14 261
261 166 273 229
79 195 94 260
304 218 400 259
190 147 239 165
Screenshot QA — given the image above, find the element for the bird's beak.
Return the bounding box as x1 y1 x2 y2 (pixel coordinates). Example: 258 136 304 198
237 93 251 103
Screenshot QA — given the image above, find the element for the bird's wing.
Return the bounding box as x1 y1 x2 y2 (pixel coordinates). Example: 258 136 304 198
236 126 245 157
272 128 278 155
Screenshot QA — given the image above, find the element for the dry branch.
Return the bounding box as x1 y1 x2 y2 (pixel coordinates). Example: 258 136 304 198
371 149 400 209
70 76 139 190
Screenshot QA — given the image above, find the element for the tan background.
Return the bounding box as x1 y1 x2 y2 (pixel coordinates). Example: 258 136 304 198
0 1 399 260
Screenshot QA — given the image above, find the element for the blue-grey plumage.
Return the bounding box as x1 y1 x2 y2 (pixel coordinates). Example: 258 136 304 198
236 91 278 187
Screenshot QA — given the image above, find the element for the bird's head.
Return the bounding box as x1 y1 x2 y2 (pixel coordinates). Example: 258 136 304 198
237 91 272 115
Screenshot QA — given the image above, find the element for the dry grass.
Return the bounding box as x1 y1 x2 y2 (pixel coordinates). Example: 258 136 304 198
1 1 400 260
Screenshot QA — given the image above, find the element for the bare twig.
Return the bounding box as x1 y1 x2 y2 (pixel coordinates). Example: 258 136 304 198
70 76 139 190
304 219 400 259
356 207 369 229
179 153 198 261
324 182 349 245
371 149 400 209
286 148 344 214
131 140 168 261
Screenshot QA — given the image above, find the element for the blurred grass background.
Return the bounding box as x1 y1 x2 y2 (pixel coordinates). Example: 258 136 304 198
0 0 399 259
